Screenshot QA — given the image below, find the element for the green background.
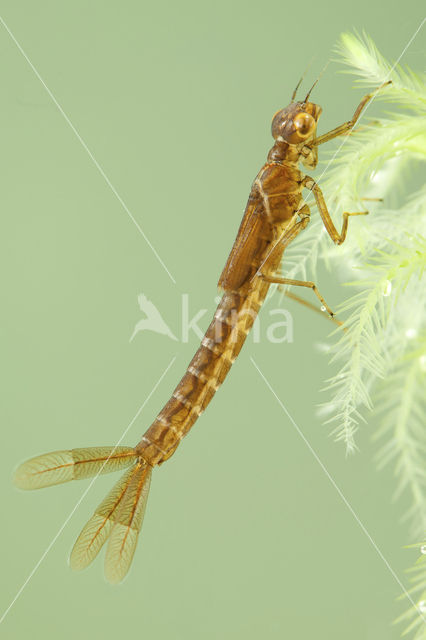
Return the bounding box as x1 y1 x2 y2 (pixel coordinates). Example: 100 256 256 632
0 2 424 638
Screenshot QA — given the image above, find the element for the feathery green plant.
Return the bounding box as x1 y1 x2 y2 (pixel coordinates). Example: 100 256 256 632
281 31 426 637
395 543 426 639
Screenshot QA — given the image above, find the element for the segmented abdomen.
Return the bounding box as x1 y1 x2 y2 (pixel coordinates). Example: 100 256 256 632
135 158 301 466
135 282 269 465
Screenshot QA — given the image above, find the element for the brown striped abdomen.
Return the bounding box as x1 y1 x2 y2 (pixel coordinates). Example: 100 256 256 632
135 281 270 465
135 156 303 466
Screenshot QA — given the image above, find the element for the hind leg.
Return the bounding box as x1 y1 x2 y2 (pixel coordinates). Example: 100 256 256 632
282 289 343 328
259 273 336 318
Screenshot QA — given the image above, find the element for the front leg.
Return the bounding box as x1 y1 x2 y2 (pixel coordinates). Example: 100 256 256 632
305 81 391 148
303 176 368 245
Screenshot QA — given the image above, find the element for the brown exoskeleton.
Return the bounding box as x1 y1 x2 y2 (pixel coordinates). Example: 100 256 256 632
14 78 390 583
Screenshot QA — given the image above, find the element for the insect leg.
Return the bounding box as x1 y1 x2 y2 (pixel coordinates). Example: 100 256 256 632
253 208 310 286
258 205 311 270
282 290 343 328
258 207 343 324
303 176 368 245
307 82 391 147
259 273 336 318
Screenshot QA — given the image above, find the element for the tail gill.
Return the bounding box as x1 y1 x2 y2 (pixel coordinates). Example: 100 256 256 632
14 446 152 584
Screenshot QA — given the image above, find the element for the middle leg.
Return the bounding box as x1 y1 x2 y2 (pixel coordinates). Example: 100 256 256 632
303 176 368 245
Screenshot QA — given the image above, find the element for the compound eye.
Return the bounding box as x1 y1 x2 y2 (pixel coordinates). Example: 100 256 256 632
293 113 315 139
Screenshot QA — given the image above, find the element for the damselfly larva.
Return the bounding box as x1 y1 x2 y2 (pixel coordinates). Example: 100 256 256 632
14 79 390 583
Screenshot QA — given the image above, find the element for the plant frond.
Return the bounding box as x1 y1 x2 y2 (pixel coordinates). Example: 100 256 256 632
316 32 426 640
335 31 426 112
374 337 426 538
276 39 425 614
395 543 426 639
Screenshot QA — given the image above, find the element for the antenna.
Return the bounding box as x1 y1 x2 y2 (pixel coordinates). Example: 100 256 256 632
290 57 315 102
303 61 329 103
